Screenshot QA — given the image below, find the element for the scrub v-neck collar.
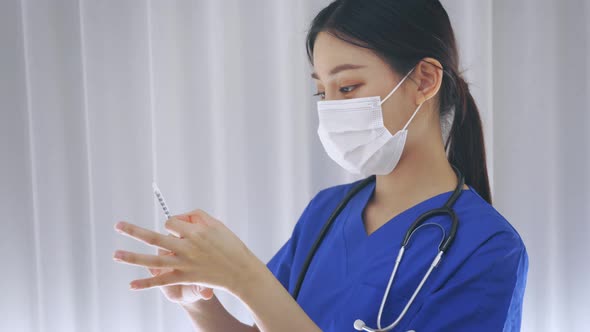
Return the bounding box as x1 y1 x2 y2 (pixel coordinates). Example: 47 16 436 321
341 177 471 277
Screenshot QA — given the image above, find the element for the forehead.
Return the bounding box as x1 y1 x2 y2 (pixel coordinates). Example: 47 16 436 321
312 32 389 77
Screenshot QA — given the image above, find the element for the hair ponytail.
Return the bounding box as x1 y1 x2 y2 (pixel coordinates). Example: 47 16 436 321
446 72 492 204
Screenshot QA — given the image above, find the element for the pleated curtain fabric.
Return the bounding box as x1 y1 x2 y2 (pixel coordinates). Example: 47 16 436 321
1 0 588 331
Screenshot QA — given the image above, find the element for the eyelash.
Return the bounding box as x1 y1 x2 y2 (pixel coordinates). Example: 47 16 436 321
313 85 359 99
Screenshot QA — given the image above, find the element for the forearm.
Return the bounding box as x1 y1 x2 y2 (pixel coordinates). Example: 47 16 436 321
180 294 258 332
234 259 321 332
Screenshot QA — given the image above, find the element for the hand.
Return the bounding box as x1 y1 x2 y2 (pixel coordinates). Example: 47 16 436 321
113 209 259 296
147 213 215 305
147 239 214 305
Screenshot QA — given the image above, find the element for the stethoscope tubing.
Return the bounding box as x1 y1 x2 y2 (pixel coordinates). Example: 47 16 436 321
291 166 465 331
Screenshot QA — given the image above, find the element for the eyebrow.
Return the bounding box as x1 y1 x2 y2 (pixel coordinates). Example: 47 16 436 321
311 64 366 80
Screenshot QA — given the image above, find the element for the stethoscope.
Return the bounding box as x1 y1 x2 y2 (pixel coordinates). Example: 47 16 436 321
291 165 465 332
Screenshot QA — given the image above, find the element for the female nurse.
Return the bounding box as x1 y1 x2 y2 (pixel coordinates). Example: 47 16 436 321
113 0 528 331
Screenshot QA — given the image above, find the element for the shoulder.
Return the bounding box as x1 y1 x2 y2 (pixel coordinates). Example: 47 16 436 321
453 186 528 260
431 187 529 307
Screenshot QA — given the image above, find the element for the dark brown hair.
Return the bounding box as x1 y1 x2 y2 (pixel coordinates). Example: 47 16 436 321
306 0 492 203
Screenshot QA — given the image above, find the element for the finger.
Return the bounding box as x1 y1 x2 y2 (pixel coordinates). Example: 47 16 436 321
171 214 192 223
165 217 201 238
162 228 184 241
164 224 182 238
114 221 182 252
158 247 173 255
149 265 174 275
148 248 175 276
113 250 180 269
130 270 184 290
174 209 211 225
149 265 174 276
197 286 214 300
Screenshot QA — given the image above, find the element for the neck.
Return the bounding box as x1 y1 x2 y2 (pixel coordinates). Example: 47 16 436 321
372 137 459 207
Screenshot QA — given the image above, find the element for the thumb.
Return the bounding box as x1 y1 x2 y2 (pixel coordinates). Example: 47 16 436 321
173 209 213 225
171 214 192 223
196 285 214 300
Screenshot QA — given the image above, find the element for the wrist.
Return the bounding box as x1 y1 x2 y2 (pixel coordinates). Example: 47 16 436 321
179 299 203 313
231 253 269 302
178 289 207 313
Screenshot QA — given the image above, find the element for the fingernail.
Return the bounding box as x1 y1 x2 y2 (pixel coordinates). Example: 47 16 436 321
130 282 138 290
113 251 124 260
114 222 125 233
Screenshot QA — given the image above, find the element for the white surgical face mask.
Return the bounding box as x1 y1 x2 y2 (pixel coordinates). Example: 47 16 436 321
317 67 424 177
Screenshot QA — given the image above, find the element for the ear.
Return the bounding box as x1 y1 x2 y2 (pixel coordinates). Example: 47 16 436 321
413 57 443 105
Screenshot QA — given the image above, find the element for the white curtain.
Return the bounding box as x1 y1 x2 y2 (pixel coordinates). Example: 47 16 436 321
1 0 588 331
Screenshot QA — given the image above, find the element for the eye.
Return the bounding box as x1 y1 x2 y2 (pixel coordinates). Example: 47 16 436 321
313 85 359 100
340 85 357 94
313 91 326 99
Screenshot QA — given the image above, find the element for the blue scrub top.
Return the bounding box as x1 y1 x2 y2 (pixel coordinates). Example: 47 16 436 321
266 178 528 332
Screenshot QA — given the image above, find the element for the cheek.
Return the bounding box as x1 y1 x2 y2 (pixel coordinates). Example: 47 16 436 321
380 94 410 134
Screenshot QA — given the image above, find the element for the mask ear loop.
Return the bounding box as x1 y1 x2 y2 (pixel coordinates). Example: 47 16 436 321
380 67 416 106
402 62 443 131
402 101 425 131
403 74 438 130
404 83 438 130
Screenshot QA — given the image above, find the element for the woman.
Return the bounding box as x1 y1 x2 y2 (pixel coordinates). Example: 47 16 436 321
113 0 528 331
